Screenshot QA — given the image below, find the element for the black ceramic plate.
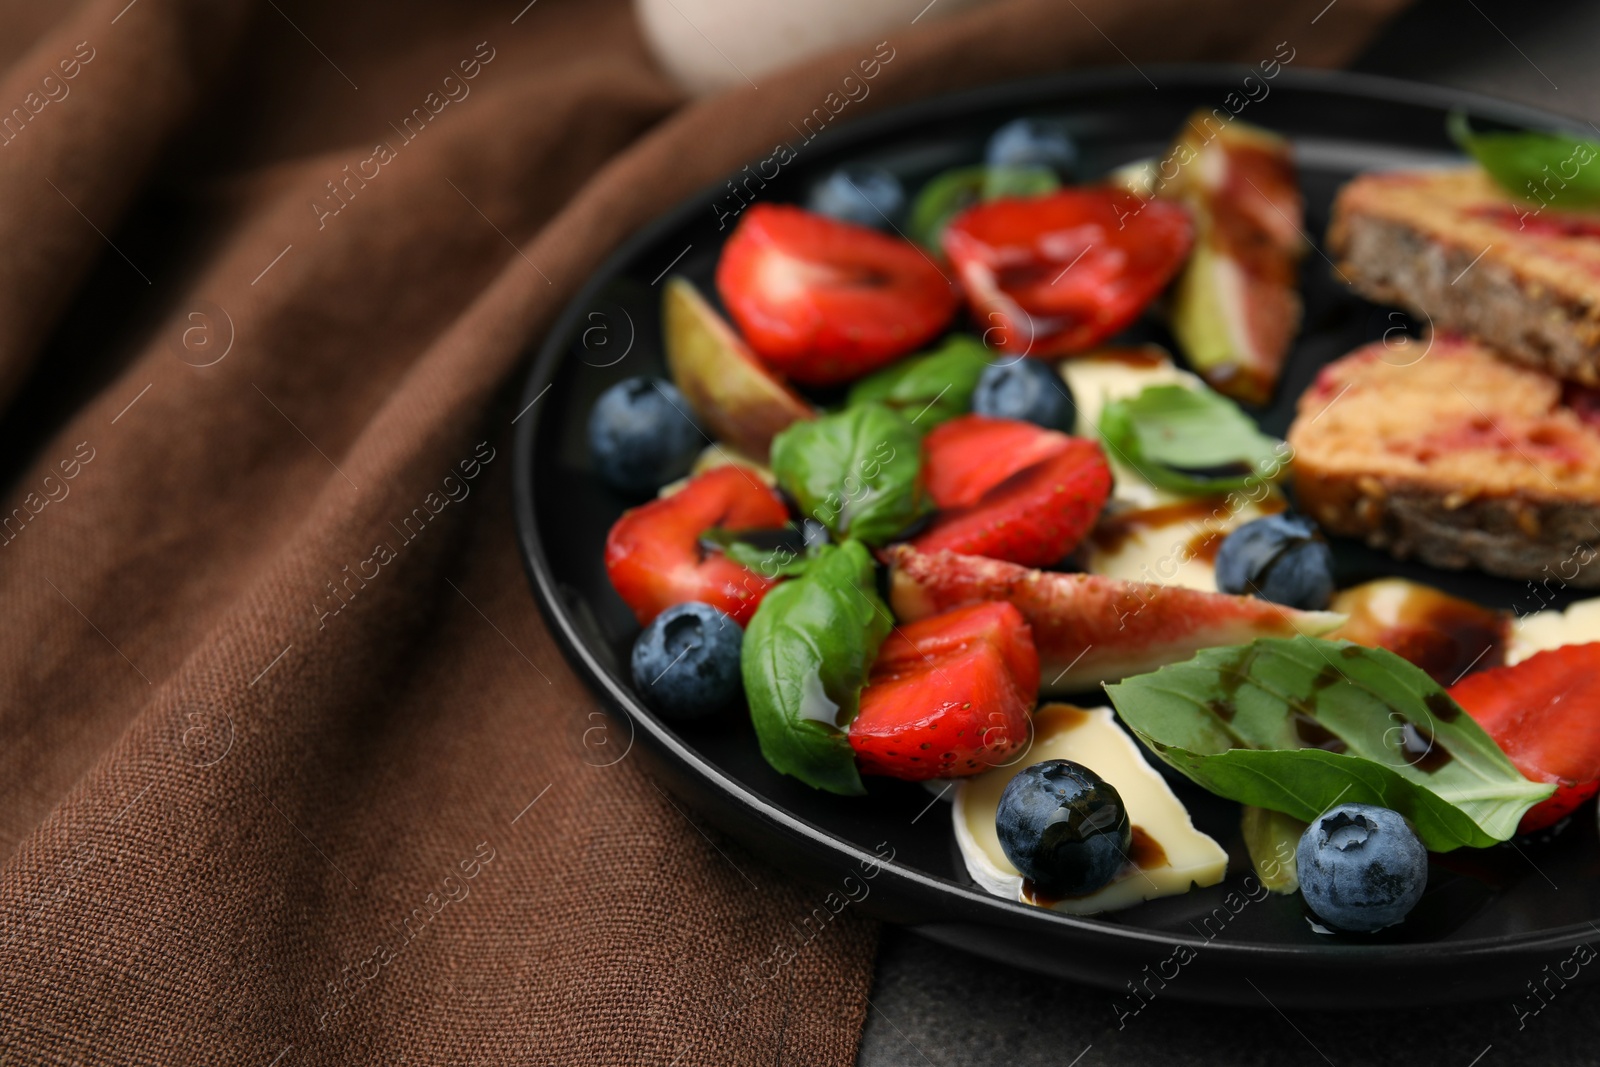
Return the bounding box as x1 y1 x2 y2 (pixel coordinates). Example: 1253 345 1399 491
512 67 1600 1008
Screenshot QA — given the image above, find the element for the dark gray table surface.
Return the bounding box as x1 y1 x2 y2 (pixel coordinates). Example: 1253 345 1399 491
859 1 1600 1063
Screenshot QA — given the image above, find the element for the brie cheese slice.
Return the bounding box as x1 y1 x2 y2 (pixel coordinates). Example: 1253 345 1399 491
1083 496 1280 593
954 704 1227 915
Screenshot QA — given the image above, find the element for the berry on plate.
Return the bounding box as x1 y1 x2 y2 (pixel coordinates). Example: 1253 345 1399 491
1296 804 1427 933
587 377 704 495
604 465 790 626
715 204 958 386
912 415 1111 567
986 118 1080 176
995 758 1130 897
971 359 1077 431
1214 513 1336 611
630 601 744 720
943 188 1192 358
887 545 1344 692
848 601 1039 780
1449 642 1600 832
806 165 906 228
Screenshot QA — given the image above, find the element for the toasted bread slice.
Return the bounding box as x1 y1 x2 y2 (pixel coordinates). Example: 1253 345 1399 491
1289 333 1600 585
1329 168 1600 385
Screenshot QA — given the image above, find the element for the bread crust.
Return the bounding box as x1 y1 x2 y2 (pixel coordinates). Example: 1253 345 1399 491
1329 170 1600 385
1295 472 1600 587
1289 334 1600 587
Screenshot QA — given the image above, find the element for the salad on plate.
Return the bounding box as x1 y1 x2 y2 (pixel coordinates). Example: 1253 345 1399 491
583 110 1600 937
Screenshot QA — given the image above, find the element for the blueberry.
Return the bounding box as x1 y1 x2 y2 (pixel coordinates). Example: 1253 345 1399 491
971 360 1076 431
995 759 1130 897
630 602 744 720
985 118 1079 176
806 165 906 228
1214 513 1336 610
1296 804 1428 933
587 377 703 496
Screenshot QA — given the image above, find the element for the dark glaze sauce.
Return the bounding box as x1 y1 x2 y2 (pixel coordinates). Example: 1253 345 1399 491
1398 721 1454 773
1128 825 1169 869
1426 691 1462 723
1093 494 1288 559
1312 663 1345 691
1091 346 1172 368
1167 460 1255 480
1091 498 1229 555
1292 710 1347 753
1330 580 1508 686
1020 825 1168 908
1021 879 1061 908
1188 529 1224 564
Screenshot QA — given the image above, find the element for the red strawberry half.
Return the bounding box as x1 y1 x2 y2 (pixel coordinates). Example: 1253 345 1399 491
1449 643 1600 833
912 415 1111 567
850 601 1040 781
604 465 790 626
715 203 958 386
943 188 1192 357
887 545 1344 692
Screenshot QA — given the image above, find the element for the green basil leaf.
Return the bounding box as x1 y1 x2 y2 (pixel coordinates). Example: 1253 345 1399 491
908 165 1061 251
1104 637 1554 851
770 402 928 544
909 166 986 251
700 527 816 578
845 335 992 426
982 164 1061 201
1448 111 1600 207
1097 384 1287 494
742 541 892 795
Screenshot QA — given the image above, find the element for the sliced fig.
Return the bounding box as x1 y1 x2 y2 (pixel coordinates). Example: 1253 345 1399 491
662 278 814 462
1162 113 1305 406
885 545 1343 693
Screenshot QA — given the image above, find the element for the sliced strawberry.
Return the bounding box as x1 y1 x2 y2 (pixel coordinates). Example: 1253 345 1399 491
943 188 1192 357
850 601 1039 780
912 415 1111 567
604 465 790 626
715 204 958 386
886 545 1344 692
921 415 1078 509
1448 643 1600 833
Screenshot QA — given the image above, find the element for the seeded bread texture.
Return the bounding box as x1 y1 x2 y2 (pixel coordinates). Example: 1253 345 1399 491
1328 168 1600 385
1289 335 1600 585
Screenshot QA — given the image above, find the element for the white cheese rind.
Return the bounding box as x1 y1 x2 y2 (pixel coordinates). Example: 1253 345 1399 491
1508 597 1600 664
954 704 1228 915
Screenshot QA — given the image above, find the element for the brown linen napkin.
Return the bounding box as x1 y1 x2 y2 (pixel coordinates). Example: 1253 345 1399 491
0 0 1408 1062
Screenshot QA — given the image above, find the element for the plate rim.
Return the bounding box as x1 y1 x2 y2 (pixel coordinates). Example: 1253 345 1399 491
511 64 1600 970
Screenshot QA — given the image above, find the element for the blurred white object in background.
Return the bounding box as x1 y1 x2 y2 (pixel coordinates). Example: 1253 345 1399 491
635 0 996 96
